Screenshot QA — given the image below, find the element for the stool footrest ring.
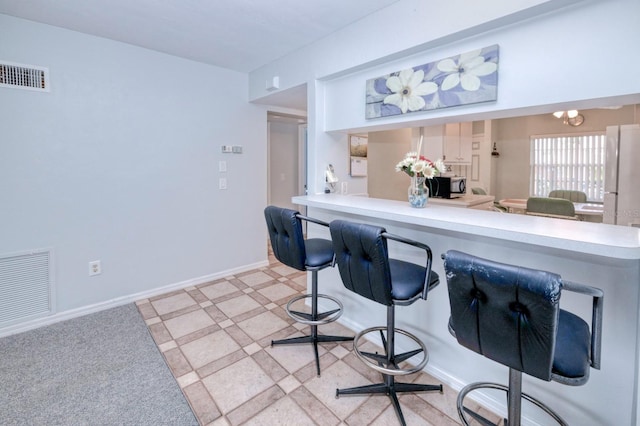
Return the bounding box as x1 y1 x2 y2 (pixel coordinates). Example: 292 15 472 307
285 293 344 325
353 326 428 376
457 382 568 426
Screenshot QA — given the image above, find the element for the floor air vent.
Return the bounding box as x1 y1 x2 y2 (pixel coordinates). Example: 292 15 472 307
0 249 54 326
0 61 50 92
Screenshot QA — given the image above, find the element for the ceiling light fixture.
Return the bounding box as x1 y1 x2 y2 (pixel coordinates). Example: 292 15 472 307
553 110 584 126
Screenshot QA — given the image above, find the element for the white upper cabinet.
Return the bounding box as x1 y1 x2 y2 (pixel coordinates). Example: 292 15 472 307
443 122 472 164
421 122 472 165
421 125 445 161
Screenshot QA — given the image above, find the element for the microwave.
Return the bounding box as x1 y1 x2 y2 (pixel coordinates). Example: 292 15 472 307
431 176 466 198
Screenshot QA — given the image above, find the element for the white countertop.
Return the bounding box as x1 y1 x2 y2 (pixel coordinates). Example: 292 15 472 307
293 194 640 260
428 194 494 207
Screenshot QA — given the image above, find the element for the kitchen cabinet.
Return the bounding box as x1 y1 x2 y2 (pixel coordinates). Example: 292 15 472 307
443 122 472 164
420 122 472 165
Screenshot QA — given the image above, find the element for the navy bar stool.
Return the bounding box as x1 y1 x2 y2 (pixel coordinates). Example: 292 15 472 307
442 250 604 426
330 220 443 426
264 206 353 376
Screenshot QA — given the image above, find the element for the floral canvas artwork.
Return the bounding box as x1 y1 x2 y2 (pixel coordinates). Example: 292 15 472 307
365 45 499 119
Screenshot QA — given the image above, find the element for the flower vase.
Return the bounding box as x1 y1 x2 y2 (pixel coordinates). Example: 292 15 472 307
408 176 429 208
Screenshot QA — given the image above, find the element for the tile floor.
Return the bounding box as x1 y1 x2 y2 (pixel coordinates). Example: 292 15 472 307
136 250 499 425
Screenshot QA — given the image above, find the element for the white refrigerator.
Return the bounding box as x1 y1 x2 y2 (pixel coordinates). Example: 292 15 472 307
603 124 640 226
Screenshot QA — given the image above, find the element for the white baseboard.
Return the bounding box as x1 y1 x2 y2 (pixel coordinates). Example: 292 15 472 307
0 260 269 338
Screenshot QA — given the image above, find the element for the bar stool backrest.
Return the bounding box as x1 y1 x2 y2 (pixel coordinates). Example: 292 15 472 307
443 250 561 381
330 220 394 306
264 206 307 271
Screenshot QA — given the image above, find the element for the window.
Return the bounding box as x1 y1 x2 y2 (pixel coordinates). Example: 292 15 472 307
530 132 606 202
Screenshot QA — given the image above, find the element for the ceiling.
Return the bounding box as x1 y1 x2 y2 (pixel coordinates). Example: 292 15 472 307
0 0 399 73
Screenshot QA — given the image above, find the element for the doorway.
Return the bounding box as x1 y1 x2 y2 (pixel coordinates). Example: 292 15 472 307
267 112 308 212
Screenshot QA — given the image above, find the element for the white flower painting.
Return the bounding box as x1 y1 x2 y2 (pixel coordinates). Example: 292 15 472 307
366 45 498 119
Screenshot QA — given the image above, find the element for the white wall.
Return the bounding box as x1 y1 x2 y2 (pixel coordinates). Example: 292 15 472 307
0 14 267 332
367 128 412 201
249 0 575 102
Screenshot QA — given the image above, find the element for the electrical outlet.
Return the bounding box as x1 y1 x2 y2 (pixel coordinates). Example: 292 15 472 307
219 177 227 190
219 160 227 172
89 260 101 276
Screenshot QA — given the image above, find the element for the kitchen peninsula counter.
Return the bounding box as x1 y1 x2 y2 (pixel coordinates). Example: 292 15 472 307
292 193 640 426
294 194 640 259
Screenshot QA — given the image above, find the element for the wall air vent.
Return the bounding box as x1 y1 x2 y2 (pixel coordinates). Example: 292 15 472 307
0 249 54 326
0 61 50 92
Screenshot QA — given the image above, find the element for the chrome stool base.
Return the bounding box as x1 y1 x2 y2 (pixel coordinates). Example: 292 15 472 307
271 271 353 377
457 379 568 426
336 322 442 426
285 293 344 325
352 326 428 376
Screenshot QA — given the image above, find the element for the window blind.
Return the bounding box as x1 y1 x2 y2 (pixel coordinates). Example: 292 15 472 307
530 133 606 202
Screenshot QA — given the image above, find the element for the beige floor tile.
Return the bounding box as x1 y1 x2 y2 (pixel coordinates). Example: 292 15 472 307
137 301 157 319
270 264 300 277
243 396 316 426
330 344 351 359
211 417 230 426
226 386 285 425
145 317 161 326
158 340 177 352
303 360 372 420
182 381 222 425
163 309 216 339
199 280 241 300
202 356 275 414
164 347 193 377
216 294 262 318
236 310 289 341
181 329 241 370
238 271 274 287
370 403 427 426
177 371 200 388
292 274 307 288
343 396 388 426
265 334 327 374
289 385 341 425
257 282 298 302
277 375 301 394
151 292 197 316
243 342 262 355
218 318 233 328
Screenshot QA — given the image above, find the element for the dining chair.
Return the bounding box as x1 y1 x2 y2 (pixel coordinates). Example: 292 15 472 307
526 197 578 220
548 190 588 203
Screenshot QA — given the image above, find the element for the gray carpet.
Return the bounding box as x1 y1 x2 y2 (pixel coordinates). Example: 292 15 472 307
0 303 198 426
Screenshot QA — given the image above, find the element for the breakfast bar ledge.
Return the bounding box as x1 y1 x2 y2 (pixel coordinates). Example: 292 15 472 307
292 193 640 426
